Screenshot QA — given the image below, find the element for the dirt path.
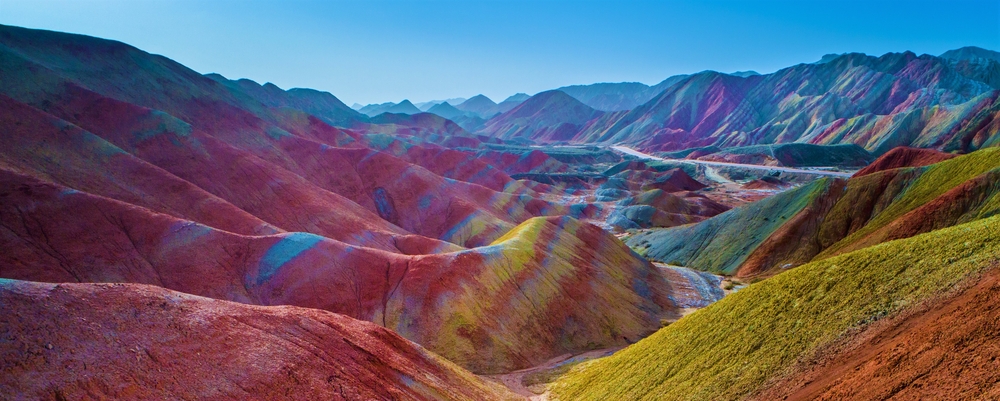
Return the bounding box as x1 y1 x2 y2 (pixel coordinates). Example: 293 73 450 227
611 145 854 178
702 165 735 184
488 347 623 399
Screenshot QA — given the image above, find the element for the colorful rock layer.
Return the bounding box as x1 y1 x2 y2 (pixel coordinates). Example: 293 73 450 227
553 213 1000 400
0 169 674 373
0 279 520 400
0 24 693 375
629 147 1000 277
477 52 1000 155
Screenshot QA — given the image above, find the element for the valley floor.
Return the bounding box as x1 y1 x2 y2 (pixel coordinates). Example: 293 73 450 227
488 347 622 400
610 145 855 178
488 263 731 398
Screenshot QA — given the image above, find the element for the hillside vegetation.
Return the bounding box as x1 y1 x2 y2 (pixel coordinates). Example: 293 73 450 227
553 213 1000 400
628 178 836 274
628 147 1000 277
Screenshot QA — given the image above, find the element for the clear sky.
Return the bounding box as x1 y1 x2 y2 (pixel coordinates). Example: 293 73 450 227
2 0 998 105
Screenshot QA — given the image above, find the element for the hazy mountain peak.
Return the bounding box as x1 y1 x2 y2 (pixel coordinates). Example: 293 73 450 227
941 46 1000 63
502 93 530 103
463 94 496 105
455 94 501 118
816 53 844 64
425 101 465 119
414 97 467 111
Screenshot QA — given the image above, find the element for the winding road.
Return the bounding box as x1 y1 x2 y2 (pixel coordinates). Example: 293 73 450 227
611 145 855 178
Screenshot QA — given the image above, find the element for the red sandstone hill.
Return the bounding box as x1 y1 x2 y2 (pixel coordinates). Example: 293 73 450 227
852 146 957 177
0 279 520 400
0 169 676 373
0 24 722 381
742 176 785 190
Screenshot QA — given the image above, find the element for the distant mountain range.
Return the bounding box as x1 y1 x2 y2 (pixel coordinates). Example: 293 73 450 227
475 47 1000 155
479 90 605 141
354 92 532 126
359 71 759 115
414 97 467 111
347 46 999 158
940 45 1000 63
356 99 422 116
555 76 689 111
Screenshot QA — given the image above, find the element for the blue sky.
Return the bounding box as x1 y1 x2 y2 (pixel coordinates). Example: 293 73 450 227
2 0 998 105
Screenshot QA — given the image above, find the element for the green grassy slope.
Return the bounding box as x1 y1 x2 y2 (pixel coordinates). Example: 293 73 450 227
552 214 1000 400
626 179 835 274
630 147 1000 277
818 147 1000 258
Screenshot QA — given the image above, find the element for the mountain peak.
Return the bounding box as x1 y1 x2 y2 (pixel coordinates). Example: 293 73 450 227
468 94 493 101
455 95 500 118
502 93 530 103
426 101 465 119
460 94 497 107
816 53 844 64
479 90 603 140
940 46 1000 63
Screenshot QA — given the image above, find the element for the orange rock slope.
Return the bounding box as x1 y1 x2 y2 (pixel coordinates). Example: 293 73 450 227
752 265 1000 400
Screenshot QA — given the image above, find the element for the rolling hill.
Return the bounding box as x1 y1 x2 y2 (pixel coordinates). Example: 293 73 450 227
479 90 605 141
0 24 710 377
0 168 678 373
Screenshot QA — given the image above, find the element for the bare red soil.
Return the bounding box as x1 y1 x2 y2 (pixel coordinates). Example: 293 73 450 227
752 265 1000 401
741 176 785 190
833 169 1000 256
853 146 956 177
